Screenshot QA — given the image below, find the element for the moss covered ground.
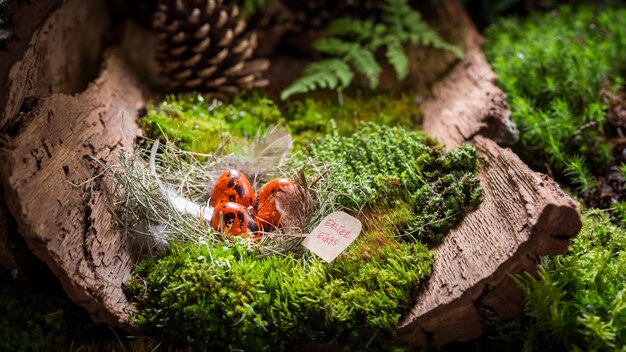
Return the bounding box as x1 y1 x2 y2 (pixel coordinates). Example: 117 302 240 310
0 275 76 351
0 273 158 351
140 92 420 154
498 211 626 351
124 93 481 350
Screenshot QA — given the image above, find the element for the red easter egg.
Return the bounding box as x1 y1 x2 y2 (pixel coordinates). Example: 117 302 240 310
211 202 260 238
209 169 255 208
254 178 299 230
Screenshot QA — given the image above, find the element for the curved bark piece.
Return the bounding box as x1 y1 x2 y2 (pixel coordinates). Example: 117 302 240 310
0 0 109 131
396 137 580 347
0 0 110 277
395 0 580 347
421 0 519 147
0 53 143 327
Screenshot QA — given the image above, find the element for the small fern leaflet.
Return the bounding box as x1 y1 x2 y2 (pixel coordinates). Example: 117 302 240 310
345 46 381 88
386 39 409 80
280 59 354 100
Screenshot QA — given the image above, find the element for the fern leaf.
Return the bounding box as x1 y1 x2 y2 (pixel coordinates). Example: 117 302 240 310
280 59 353 100
413 28 464 58
382 0 414 36
345 46 381 88
313 38 381 88
382 0 464 58
313 38 359 56
386 39 409 80
282 0 462 97
326 18 377 42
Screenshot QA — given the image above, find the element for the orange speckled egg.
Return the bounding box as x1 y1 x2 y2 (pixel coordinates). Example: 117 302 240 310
209 170 255 208
211 202 261 238
254 178 299 230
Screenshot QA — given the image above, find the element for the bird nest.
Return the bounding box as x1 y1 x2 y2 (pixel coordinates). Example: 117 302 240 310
107 104 482 349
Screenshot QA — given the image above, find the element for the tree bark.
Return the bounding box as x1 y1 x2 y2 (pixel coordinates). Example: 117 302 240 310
1 51 144 326
394 0 580 347
396 137 580 347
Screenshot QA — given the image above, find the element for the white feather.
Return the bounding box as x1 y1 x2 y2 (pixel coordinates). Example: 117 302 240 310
150 140 214 221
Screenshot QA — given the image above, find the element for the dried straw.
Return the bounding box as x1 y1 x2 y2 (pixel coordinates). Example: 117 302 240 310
104 131 341 259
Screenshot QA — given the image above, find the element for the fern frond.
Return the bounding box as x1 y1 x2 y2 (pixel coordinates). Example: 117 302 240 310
280 59 354 100
326 18 377 42
313 39 381 88
386 39 409 80
381 0 413 35
411 27 464 58
280 0 462 99
382 0 464 58
313 38 359 57
345 47 381 88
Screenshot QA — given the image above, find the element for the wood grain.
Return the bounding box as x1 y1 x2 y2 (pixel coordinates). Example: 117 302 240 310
1 53 143 327
396 137 580 346
394 0 580 347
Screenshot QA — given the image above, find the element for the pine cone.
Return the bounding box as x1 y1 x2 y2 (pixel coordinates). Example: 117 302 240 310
153 0 269 96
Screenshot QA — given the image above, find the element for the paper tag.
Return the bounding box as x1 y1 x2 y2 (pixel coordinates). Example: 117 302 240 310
302 211 362 263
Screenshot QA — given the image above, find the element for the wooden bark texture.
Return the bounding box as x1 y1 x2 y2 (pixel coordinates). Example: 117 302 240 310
0 0 110 276
396 137 580 347
395 0 581 347
421 0 519 147
0 52 143 326
0 0 109 131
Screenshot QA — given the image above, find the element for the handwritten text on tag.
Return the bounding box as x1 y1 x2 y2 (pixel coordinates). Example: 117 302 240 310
301 211 362 263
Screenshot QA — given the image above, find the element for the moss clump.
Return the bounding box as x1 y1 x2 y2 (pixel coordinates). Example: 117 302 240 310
140 94 284 155
127 238 432 351
129 96 481 349
499 211 626 351
484 5 626 189
284 93 420 148
140 92 420 153
307 122 481 243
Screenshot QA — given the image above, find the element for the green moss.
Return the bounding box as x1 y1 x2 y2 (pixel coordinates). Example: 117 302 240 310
498 211 626 351
284 93 420 148
130 96 480 349
307 122 481 244
127 238 432 351
484 5 626 190
140 92 420 153
140 93 284 155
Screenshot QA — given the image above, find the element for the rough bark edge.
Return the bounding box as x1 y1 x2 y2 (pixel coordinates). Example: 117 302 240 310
421 0 519 147
0 0 109 132
395 0 580 347
1 52 143 327
396 137 581 347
